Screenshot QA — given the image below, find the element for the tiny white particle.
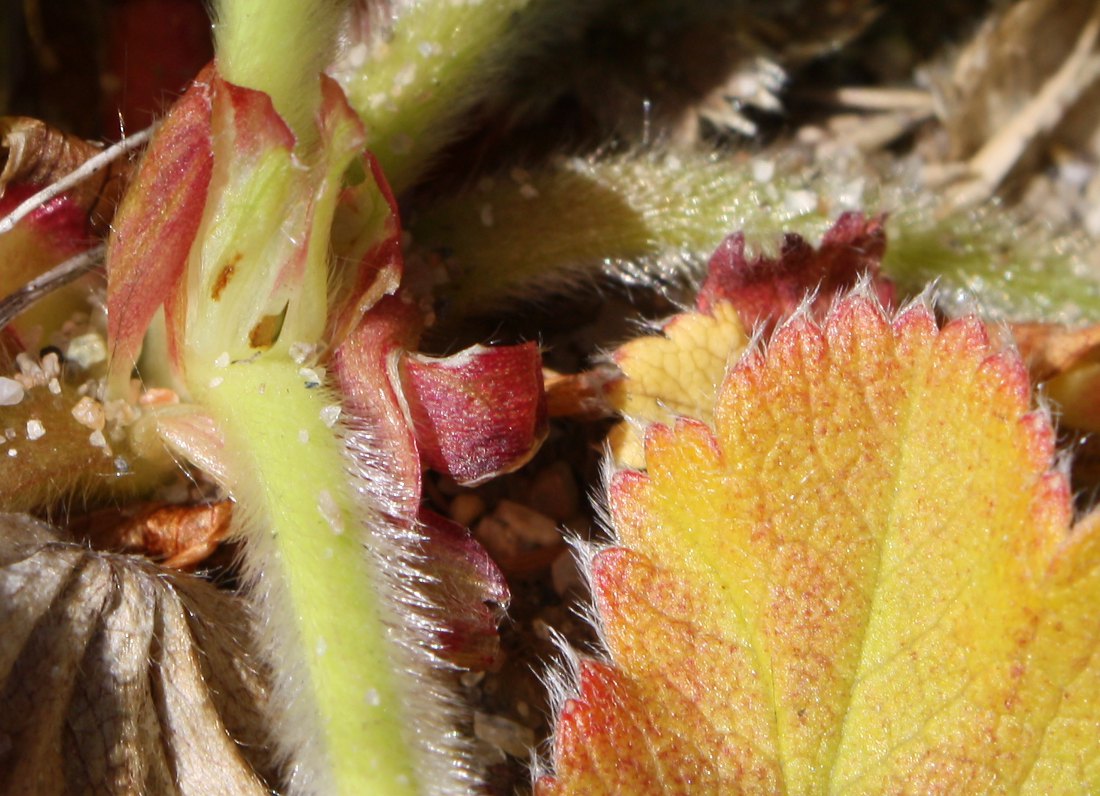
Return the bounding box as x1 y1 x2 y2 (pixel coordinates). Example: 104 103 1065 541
751 159 775 182
7 449 16 458
89 430 109 450
26 419 45 440
320 404 341 427
40 352 61 379
298 367 323 387
47 377 61 395
318 489 345 536
365 688 381 707
289 342 314 365
298 428 310 444
0 378 24 406
214 352 231 368
67 333 108 368
347 42 368 68
316 637 327 657
323 547 334 559
208 376 223 389
418 41 441 58
71 396 106 430
392 64 417 93
480 203 494 227
15 352 40 378
784 189 819 215
4 428 15 440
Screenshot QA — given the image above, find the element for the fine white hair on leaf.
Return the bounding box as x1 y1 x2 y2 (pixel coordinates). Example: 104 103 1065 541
529 626 584 785
529 450 622 788
591 446 620 548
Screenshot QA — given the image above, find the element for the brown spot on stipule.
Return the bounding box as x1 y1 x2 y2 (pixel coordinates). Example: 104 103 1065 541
211 254 242 300
249 304 288 349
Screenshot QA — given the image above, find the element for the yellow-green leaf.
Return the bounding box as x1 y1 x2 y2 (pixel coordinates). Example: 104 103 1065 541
540 292 1100 795
607 300 747 469
607 213 894 469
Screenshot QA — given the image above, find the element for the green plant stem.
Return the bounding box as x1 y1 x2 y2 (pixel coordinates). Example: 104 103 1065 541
193 356 417 796
339 0 535 193
413 153 1100 323
412 153 831 316
214 0 347 147
883 211 1100 322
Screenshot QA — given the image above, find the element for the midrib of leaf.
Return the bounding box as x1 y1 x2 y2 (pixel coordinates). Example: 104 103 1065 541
824 322 921 795
686 469 786 789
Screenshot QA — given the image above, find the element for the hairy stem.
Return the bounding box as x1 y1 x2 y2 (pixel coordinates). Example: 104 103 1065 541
413 153 831 317
414 152 1100 323
337 0 538 193
215 0 348 147
193 357 418 795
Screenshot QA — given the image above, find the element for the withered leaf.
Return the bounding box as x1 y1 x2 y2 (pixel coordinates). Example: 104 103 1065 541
1012 321 1100 381
1 117 132 236
0 513 279 795
73 500 233 571
1012 321 1100 431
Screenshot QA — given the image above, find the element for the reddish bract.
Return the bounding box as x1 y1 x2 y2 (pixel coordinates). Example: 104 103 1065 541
698 211 894 326
402 343 548 486
106 64 214 385
419 509 510 669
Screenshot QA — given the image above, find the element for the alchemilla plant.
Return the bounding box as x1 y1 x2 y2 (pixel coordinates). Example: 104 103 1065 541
1 1 1099 794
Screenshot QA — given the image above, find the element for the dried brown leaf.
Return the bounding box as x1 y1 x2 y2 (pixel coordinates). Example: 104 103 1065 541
72 500 233 570
1012 321 1100 380
1011 321 1100 431
0 514 278 795
929 0 1100 208
0 117 132 235
935 0 1100 160
543 367 617 421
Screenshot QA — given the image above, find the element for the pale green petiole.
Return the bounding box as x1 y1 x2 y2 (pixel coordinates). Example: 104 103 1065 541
336 0 536 193
192 357 418 795
187 2 427 792
215 0 345 148
413 152 1100 323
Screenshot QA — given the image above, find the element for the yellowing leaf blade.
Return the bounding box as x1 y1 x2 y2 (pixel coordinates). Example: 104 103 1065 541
541 292 1100 795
